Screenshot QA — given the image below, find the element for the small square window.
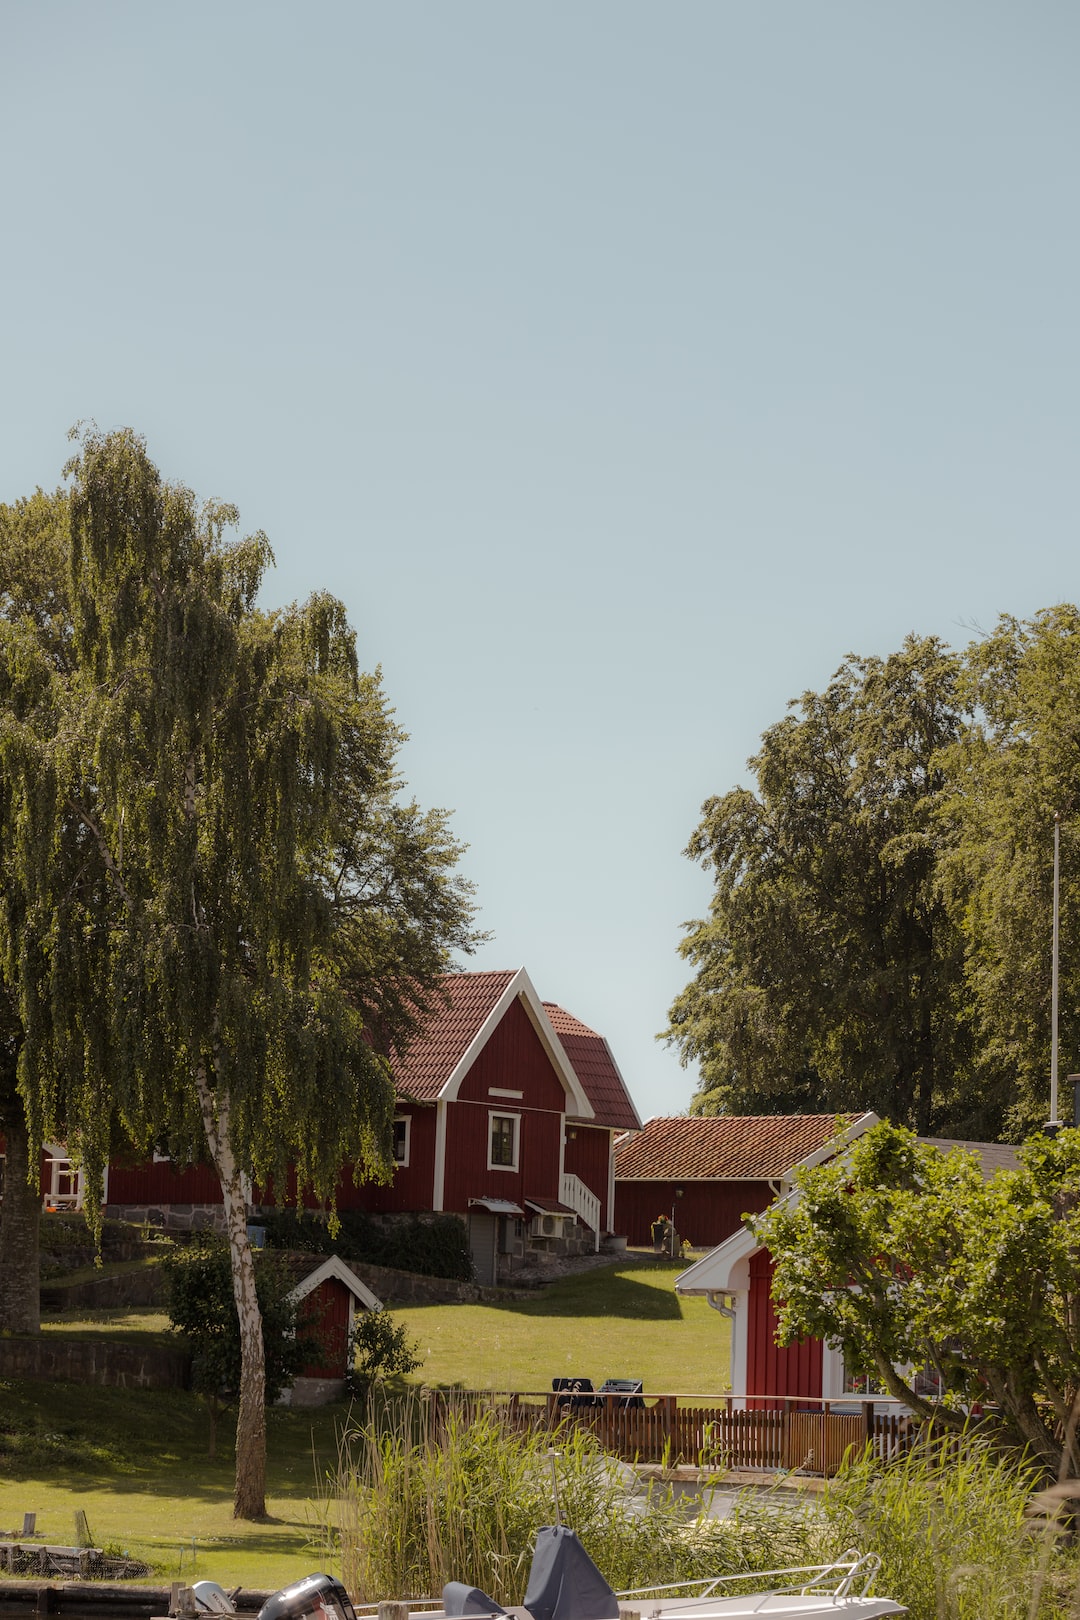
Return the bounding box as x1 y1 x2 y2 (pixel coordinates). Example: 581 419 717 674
488 1113 519 1171
392 1116 411 1167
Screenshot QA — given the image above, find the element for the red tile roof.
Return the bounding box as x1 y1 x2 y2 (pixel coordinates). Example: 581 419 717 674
614 1114 851 1181
543 1004 642 1132
389 971 641 1131
392 971 517 1100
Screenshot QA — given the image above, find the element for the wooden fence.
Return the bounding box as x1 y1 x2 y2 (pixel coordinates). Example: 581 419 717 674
469 1392 912 1476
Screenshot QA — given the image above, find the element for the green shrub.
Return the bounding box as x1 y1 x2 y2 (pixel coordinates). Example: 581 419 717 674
346 1310 422 1397
260 1210 473 1281
163 1234 318 1455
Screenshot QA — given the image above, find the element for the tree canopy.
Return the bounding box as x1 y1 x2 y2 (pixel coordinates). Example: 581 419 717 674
668 613 1080 1139
0 427 477 1515
754 1121 1080 1477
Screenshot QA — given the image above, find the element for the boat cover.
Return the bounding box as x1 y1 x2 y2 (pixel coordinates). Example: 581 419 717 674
522 1527 620 1620
442 1584 507 1616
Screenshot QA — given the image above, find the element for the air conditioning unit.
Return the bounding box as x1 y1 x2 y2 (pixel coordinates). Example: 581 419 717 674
541 1214 558 1236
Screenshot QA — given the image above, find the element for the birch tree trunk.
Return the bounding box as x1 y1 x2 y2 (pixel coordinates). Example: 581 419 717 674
0 1109 41 1334
196 1062 266 1519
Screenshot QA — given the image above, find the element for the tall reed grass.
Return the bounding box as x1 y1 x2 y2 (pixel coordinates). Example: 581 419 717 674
822 1437 1076 1620
323 1392 820 1604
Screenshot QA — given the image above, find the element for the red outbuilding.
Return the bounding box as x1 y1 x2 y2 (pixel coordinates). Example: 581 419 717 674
613 1113 867 1250
675 1123 1019 1406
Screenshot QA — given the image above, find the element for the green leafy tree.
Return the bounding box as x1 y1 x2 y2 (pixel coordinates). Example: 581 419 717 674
346 1307 421 1399
754 1121 1080 1477
0 428 477 1517
666 636 1008 1137
164 1236 316 1457
941 605 1080 1137
0 487 82 1334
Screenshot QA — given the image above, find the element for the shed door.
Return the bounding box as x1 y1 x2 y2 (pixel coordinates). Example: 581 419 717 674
469 1212 497 1286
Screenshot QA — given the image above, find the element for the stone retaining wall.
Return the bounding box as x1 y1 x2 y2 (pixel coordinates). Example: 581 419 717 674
336 1256 507 1305
0 1336 190 1390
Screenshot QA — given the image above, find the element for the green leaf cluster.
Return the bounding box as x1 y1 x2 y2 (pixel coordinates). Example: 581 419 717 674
163 1235 316 1450
669 611 1080 1138
755 1121 1080 1474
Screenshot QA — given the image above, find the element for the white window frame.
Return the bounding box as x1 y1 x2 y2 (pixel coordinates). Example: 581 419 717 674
392 1114 411 1169
487 1111 520 1173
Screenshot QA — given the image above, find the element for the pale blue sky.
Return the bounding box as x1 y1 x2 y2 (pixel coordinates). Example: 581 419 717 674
3 3 1078 1119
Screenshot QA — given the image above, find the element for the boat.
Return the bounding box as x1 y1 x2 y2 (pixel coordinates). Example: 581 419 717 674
199 1527 903 1620
441 1525 903 1620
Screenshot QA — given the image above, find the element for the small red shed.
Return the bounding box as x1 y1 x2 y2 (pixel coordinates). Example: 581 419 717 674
283 1254 383 1406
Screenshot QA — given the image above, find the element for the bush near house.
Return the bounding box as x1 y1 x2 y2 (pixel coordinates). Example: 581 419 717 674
260 1209 473 1281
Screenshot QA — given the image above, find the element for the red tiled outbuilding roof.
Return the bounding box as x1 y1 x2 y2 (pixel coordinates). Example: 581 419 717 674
543 1004 642 1132
392 971 518 1100
614 1114 851 1181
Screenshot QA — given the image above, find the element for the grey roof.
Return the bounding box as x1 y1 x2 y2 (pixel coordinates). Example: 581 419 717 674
919 1137 1020 1178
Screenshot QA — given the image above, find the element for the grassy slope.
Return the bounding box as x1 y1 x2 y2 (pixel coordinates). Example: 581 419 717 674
0 1259 730 1588
394 1257 730 1393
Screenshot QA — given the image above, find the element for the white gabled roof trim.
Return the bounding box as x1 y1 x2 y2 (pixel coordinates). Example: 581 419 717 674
438 967 594 1119
285 1253 383 1312
675 1211 771 1295
789 1110 879 1175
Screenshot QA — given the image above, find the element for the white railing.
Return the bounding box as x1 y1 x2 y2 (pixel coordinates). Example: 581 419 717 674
561 1172 601 1251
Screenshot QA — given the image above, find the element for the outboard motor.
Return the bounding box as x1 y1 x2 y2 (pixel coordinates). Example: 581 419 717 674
258 1575 357 1620
442 1584 506 1617
522 1527 619 1620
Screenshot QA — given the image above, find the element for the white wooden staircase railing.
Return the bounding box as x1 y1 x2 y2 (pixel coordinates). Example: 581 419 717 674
560 1172 601 1252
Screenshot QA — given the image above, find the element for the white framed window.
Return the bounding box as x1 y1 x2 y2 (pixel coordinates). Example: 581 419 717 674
488 1112 520 1172
392 1115 411 1168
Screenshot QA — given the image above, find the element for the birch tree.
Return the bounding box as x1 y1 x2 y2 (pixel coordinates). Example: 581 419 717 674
0 487 78 1333
0 428 476 1517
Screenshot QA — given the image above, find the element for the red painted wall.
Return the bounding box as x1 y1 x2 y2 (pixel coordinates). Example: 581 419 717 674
335 1104 437 1212
614 1179 774 1248
298 1278 351 1377
455 998 567 1111
440 997 569 1213
563 1125 612 1229
746 1248 822 1404
104 1159 223 1204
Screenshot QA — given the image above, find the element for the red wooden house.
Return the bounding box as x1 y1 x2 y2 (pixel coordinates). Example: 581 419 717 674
100 968 642 1284
675 1124 1018 1406
613 1113 870 1250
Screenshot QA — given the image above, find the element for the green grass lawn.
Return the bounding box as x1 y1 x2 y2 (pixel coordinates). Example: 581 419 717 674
0 1257 729 1590
0 1379 342 1590
39 1309 174 1345
394 1257 730 1394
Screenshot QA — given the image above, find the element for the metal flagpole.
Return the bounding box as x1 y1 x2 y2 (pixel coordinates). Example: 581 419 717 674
1050 812 1061 1130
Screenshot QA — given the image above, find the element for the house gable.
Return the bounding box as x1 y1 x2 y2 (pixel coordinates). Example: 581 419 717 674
393 968 593 1120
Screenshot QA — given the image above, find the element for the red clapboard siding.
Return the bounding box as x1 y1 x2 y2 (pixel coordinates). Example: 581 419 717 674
439 997 570 1213
614 1179 774 1249
106 1160 224 1204
443 1099 563 1212
298 1278 351 1377
562 1125 612 1228
747 1248 822 1405
335 1104 437 1211
454 998 567 1112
